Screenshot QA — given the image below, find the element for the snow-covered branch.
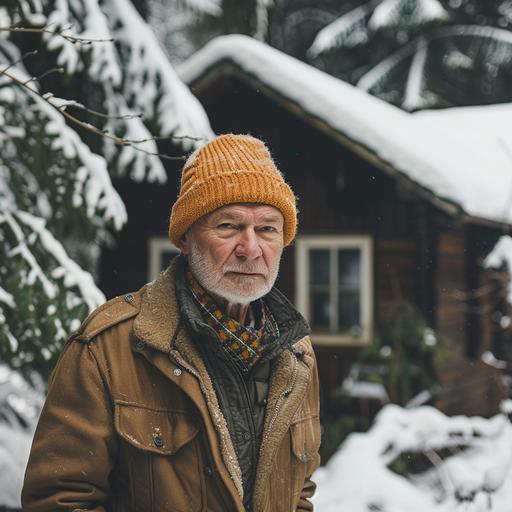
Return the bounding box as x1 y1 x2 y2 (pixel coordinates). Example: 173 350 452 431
308 0 379 57
17 211 106 310
369 0 448 31
358 24 512 99
403 37 429 110
104 0 214 149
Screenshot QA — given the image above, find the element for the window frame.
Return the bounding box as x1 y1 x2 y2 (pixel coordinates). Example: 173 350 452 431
295 235 374 346
148 237 179 281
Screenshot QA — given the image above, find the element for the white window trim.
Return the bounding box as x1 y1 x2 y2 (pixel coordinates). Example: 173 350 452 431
148 237 179 282
295 235 373 346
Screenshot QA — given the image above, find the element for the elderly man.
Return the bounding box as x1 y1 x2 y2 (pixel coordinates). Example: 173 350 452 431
22 134 321 512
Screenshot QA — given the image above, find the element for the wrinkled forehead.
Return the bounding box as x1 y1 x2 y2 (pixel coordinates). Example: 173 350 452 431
202 203 284 224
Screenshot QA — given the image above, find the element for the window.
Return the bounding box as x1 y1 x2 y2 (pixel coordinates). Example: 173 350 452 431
148 237 179 281
296 236 373 345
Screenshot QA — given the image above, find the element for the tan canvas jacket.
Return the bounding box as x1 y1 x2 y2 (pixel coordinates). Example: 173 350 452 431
21 260 321 512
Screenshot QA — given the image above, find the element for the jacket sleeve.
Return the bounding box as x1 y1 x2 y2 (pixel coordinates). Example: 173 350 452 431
21 338 118 511
297 474 318 511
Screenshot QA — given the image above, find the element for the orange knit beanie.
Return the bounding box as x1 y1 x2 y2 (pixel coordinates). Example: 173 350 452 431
168 134 297 247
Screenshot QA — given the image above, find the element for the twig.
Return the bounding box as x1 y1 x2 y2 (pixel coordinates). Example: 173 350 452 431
24 67 64 84
0 25 113 45
62 102 143 120
0 49 38 74
424 447 457 497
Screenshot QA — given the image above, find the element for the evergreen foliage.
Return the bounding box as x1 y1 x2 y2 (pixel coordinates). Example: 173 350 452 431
0 0 212 379
359 299 452 406
308 0 512 109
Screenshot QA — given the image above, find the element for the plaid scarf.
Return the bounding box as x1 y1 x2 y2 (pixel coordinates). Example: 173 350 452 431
186 269 280 372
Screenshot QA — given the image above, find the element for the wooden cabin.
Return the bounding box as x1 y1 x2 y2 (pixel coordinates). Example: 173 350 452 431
99 35 512 423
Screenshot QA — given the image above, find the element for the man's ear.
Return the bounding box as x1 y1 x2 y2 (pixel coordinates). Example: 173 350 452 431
178 232 190 256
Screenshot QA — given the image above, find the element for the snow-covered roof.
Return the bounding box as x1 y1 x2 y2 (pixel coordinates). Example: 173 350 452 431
179 35 512 227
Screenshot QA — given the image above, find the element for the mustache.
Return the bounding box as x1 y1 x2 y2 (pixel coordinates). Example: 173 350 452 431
222 264 268 276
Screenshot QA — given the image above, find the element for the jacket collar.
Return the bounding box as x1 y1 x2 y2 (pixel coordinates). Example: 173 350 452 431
133 257 182 353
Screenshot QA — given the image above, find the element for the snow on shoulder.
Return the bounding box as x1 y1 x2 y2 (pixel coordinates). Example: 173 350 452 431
179 35 512 227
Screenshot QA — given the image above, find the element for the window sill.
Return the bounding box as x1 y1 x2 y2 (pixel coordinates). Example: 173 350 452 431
310 333 372 347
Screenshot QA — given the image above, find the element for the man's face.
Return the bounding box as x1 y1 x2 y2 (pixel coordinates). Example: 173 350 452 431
180 203 285 304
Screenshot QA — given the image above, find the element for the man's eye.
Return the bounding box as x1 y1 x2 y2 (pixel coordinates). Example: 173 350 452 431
261 226 277 233
218 223 235 229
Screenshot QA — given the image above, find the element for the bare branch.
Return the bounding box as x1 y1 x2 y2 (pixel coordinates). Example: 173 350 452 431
0 25 113 45
0 50 38 74
153 134 204 143
24 67 64 84
64 103 143 120
2 67 187 161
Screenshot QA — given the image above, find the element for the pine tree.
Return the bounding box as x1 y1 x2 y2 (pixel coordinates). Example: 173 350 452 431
307 0 512 110
0 0 213 379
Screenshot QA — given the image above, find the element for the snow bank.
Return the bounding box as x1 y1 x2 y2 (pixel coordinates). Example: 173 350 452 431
313 404 512 512
0 424 33 508
0 364 44 508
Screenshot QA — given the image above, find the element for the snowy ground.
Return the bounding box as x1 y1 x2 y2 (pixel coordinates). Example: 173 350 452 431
312 403 512 512
0 365 43 508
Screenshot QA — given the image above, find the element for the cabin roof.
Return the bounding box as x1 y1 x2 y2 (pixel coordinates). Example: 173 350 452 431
179 34 512 228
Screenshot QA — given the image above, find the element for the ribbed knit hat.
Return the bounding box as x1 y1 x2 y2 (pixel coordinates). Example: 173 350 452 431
168 134 297 246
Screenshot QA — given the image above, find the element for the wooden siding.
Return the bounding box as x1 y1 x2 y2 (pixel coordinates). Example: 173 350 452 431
435 230 468 345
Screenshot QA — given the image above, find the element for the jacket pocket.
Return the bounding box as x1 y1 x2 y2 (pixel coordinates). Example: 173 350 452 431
289 414 322 510
290 414 321 463
114 401 205 512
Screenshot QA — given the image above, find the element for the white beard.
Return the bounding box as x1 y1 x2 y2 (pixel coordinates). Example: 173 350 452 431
187 237 281 304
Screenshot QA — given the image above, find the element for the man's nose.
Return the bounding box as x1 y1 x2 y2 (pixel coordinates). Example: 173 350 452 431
235 228 262 260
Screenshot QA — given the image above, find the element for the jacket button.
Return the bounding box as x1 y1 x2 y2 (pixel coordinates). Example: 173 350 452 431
153 434 164 448
173 368 182 376
243 432 251 441
204 466 213 476
135 340 145 351
125 293 134 303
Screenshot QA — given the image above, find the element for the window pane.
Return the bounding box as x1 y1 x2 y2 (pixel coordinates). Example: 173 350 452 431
338 249 360 289
310 249 330 285
311 292 331 331
338 291 360 333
